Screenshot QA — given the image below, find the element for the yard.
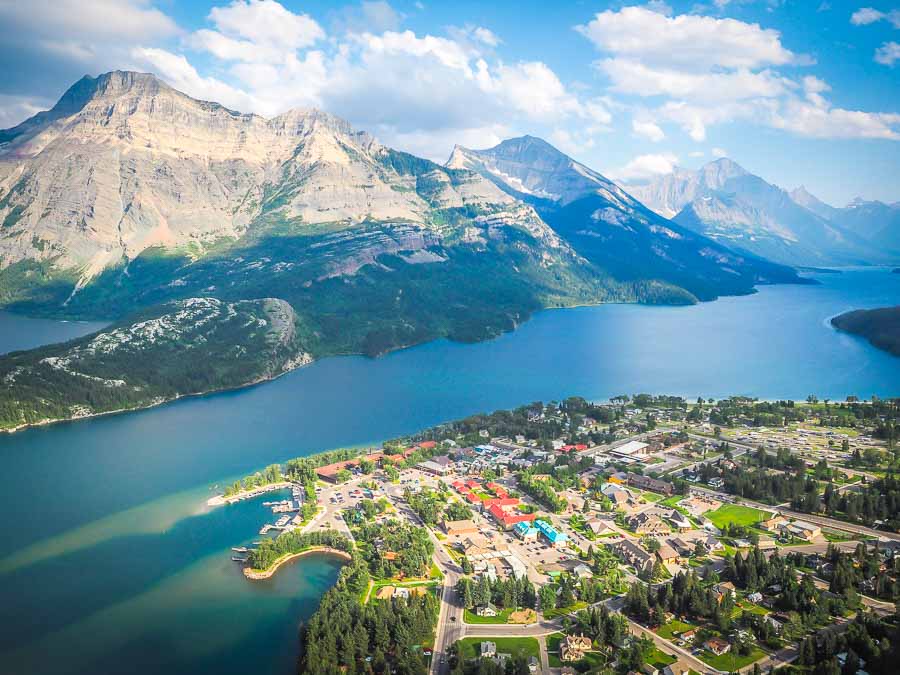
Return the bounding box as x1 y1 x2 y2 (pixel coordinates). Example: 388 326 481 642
660 495 686 508
547 633 606 669
456 637 540 661
646 645 677 669
543 600 588 619
464 608 513 624
703 504 772 529
655 619 697 641
699 645 766 671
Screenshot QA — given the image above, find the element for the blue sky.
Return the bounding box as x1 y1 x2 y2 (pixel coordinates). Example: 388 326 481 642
0 0 898 204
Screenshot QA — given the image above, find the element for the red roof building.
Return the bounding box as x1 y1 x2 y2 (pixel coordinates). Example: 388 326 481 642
488 503 536 529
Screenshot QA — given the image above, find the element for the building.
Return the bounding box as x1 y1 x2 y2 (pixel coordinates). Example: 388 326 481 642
561 634 592 661
528 656 539 673
316 451 384 482
715 581 737 601
587 519 617 537
627 473 674 496
656 544 679 565
628 513 669 536
609 539 654 572
574 563 593 579
476 602 499 617
480 641 497 658
761 515 787 532
610 441 650 458
534 519 569 547
779 520 822 540
417 457 451 476
665 510 692 531
488 502 536 530
704 638 731 656
443 519 479 537
514 521 539 541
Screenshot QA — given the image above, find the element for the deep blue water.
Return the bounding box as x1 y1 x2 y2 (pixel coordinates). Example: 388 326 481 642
0 268 898 674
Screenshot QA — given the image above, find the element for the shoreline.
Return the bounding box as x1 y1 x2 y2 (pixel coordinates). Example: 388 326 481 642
0 355 314 436
206 481 293 507
242 546 352 580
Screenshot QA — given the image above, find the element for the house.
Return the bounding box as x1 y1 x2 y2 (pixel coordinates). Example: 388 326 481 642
443 519 479 537
627 473 675 496
704 638 731 656
574 563 593 579
610 539 654 572
628 513 669 536
662 660 691 675
528 656 539 673
779 520 822 540
561 634 592 661
668 537 694 557
666 510 692 531
761 515 787 532
476 602 499 617
748 591 764 603
707 477 724 489
607 471 629 485
680 629 697 643
587 519 617 537
656 544 679 565
715 582 737 600
394 587 410 599
481 641 497 658
764 613 790 633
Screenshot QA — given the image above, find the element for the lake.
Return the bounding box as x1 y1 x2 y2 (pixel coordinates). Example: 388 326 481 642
0 268 898 674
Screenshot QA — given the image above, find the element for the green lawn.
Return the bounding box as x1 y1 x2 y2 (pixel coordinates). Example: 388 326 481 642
647 646 677 669
543 601 588 619
547 633 606 669
656 619 697 640
660 495 686 508
457 637 540 661
699 646 765 671
703 504 772 529
463 608 513 624
736 600 769 616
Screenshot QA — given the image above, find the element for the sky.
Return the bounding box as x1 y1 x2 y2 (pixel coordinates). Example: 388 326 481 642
0 0 898 205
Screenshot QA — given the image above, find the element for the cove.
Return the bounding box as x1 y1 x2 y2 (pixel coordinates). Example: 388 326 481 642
0 267 898 674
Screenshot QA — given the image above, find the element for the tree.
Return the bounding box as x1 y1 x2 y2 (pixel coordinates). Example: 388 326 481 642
539 585 557 614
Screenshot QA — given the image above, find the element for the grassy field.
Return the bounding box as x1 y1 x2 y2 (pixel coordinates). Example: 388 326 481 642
656 619 697 640
464 608 513 624
704 504 772 529
699 646 765 671
543 601 588 619
457 637 540 661
647 646 677 669
660 495 686 508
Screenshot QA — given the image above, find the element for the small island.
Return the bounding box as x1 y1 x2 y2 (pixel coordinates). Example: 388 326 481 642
832 305 900 356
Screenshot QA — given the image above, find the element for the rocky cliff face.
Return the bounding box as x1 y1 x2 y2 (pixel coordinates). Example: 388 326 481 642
0 71 546 286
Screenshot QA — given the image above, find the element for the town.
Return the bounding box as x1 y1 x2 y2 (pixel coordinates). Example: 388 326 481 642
217 396 900 675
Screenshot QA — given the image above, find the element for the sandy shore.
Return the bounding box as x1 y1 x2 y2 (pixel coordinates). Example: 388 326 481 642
206 482 293 507
243 547 352 580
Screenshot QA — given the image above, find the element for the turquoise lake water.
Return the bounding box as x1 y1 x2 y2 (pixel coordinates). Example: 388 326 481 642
0 268 898 674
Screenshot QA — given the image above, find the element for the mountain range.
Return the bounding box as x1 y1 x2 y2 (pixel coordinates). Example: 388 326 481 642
627 159 899 268
447 137 799 301
0 72 809 350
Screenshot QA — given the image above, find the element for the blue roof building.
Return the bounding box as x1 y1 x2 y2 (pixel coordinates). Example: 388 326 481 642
514 521 539 539
534 519 568 546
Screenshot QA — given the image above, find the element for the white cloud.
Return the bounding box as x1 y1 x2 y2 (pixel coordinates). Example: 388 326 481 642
207 0 324 50
875 41 900 66
473 27 501 47
576 6 794 70
850 7 900 28
608 152 679 182
632 118 666 142
332 1 404 34
0 0 179 42
577 5 900 144
712 147 728 157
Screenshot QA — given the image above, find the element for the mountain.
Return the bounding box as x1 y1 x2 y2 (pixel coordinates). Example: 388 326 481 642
447 138 805 301
787 188 900 253
0 71 692 362
626 158 892 267
0 297 310 431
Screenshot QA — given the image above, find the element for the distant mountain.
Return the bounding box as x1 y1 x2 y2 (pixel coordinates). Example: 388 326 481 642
448 138 805 301
787 188 900 253
626 158 892 267
1 71 661 359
